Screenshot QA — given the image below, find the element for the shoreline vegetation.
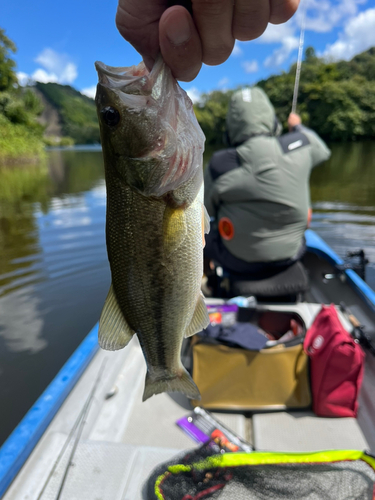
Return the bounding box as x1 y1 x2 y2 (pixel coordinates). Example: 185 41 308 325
1 26 374 166
0 119 46 166
0 29 46 166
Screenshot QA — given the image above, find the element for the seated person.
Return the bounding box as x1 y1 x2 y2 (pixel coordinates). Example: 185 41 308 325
204 87 331 280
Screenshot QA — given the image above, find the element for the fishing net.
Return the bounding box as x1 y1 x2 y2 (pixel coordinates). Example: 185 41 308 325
146 442 375 500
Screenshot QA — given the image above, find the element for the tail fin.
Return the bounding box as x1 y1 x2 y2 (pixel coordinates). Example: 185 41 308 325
143 367 201 402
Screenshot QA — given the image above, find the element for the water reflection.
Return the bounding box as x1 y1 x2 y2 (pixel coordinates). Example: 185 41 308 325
0 152 107 298
310 142 375 207
0 288 46 353
36 186 107 282
0 150 110 445
310 141 375 290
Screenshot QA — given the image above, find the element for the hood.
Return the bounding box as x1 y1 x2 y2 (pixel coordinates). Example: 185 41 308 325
226 87 281 146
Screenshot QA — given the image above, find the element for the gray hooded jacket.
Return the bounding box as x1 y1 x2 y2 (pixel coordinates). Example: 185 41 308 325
204 87 331 263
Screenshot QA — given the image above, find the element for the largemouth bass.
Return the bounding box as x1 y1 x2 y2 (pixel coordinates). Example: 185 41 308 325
95 57 210 401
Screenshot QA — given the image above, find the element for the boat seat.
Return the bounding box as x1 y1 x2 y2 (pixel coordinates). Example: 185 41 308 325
252 412 369 452
230 261 309 298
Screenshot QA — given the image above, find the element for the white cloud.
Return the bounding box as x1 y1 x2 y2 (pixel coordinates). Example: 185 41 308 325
241 0 367 70
32 68 58 83
186 87 201 104
35 48 77 83
232 40 243 56
258 20 295 43
255 20 298 68
59 62 78 84
17 71 30 86
264 36 299 67
218 77 229 89
242 60 259 73
322 7 375 60
303 0 365 33
19 48 78 85
81 85 97 99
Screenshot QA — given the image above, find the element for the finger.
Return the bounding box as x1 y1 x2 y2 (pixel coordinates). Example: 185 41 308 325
159 6 202 81
116 0 167 70
192 0 235 66
233 0 270 41
270 0 300 24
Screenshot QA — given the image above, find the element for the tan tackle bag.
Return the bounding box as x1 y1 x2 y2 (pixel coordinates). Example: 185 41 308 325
191 309 311 410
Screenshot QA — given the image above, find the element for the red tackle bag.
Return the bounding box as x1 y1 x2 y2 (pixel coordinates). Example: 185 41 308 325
304 304 365 417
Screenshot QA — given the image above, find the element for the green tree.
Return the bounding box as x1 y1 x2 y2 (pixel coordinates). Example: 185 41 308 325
194 90 233 147
303 80 364 141
305 46 317 62
0 28 17 91
0 28 45 165
0 89 43 129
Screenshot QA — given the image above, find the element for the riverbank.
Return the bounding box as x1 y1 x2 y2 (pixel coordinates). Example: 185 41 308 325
0 120 46 167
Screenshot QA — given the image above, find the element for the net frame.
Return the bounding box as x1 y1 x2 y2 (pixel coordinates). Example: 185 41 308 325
153 450 375 500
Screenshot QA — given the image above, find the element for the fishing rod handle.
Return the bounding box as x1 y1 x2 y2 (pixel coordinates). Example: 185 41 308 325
348 314 361 329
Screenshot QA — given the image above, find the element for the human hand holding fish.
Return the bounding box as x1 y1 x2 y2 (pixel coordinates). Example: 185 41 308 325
115 0 301 82
95 56 210 401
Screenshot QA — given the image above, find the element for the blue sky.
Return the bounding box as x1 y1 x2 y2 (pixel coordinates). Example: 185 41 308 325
2 0 375 102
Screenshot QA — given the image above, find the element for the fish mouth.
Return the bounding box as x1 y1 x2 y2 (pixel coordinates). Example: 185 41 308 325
95 61 148 88
95 58 164 96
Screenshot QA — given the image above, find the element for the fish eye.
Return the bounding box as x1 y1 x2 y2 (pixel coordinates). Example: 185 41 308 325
101 106 120 126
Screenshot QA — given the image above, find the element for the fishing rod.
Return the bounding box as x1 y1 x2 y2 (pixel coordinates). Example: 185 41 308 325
292 0 307 114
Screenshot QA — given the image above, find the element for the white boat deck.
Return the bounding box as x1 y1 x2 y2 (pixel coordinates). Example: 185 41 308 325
4 302 373 500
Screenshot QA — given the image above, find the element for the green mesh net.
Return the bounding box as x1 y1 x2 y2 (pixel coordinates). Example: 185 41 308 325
146 443 375 500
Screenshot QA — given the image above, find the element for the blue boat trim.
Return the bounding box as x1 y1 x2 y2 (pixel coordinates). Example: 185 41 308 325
305 229 375 309
0 323 99 498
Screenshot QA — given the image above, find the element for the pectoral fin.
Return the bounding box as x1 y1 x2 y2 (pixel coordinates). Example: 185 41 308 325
203 204 210 235
202 204 210 247
99 284 135 351
163 206 187 257
185 293 210 338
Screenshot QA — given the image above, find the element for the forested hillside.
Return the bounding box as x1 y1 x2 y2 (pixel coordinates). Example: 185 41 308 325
35 82 100 145
195 47 375 147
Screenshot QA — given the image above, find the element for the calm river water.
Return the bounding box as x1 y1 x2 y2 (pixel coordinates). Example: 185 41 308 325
0 142 375 445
